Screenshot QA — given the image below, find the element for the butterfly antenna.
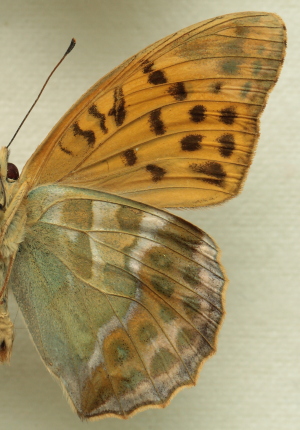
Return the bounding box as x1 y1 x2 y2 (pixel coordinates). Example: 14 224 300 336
6 38 76 149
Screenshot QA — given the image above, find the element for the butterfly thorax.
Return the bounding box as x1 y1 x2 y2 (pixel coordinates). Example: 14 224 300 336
0 147 27 362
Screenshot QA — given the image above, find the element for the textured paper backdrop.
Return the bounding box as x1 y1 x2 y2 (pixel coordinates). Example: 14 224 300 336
0 1 299 429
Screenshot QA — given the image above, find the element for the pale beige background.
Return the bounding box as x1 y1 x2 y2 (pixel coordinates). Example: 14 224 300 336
0 0 298 429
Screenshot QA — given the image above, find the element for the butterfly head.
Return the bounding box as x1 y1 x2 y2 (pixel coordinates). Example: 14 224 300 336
0 147 19 211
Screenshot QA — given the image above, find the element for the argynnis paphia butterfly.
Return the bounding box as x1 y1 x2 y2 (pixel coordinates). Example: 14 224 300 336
0 12 285 420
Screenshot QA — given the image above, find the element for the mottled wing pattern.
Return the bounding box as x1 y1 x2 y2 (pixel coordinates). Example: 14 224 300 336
9 185 225 419
20 12 286 208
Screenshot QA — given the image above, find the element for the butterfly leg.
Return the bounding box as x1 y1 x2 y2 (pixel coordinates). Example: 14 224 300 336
0 271 14 362
0 251 19 362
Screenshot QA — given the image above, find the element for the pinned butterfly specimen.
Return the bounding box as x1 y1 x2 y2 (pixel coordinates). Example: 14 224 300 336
0 11 285 420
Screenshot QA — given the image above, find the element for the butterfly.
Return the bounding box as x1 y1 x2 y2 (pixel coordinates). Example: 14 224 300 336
0 11 286 420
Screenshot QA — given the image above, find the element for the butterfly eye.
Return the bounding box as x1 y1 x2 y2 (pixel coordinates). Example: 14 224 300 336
7 163 19 181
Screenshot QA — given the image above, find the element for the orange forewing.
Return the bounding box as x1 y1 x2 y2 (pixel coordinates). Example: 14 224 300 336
20 12 286 208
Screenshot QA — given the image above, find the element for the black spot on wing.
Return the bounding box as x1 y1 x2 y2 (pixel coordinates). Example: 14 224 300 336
122 149 137 166
148 70 167 85
217 133 235 157
181 135 202 151
142 60 154 73
58 141 73 156
146 164 166 182
73 123 96 147
168 82 187 101
149 108 166 136
108 87 126 126
219 107 237 125
88 104 108 134
189 162 226 187
211 82 223 94
189 105 206 123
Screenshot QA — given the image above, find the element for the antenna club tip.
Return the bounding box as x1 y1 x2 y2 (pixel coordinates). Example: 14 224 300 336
65 38 76 56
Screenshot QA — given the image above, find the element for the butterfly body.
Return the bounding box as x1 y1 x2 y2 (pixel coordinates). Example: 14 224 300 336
0 147 26 360
0 12 285 419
